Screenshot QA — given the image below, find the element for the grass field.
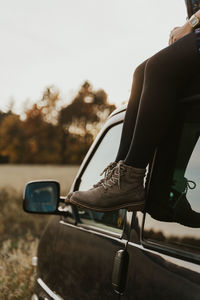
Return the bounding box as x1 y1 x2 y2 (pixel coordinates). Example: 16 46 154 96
0 164 79 300
0 164 79 194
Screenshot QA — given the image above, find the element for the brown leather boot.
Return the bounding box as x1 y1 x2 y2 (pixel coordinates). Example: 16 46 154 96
69 161 146 212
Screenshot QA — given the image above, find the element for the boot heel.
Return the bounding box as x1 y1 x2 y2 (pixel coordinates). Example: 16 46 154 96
127 204 145 212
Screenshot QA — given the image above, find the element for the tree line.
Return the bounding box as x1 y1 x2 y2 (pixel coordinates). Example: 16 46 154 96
0 81 116 164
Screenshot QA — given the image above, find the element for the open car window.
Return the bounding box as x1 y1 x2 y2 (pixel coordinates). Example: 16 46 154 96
143 116 200 259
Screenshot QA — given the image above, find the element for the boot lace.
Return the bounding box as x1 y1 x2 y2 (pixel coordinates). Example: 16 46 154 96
93 162 117 188
184 179 196 193
170 178 196 208
101 163 127 190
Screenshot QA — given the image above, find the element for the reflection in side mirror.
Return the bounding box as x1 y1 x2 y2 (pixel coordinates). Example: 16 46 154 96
23 181 60 214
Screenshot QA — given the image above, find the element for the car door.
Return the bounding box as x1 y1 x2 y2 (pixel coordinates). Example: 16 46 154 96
122 100 200 299
53 114 130 300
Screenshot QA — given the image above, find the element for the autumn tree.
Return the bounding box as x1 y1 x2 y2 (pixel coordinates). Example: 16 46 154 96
21 86 62 163
0 114 24 163
0 82 116 164
0 87 62 164
58 81 116 163
0 111 10 125
37 85 61 125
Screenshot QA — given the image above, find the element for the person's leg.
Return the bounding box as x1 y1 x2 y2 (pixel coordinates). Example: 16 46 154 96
68 32 200 212
115 59 148 161
97 60 148 186
125 32 200 168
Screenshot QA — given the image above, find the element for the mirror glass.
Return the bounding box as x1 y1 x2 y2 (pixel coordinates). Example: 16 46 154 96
24 181 59 213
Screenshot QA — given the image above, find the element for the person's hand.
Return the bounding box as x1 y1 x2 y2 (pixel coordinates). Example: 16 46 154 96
169 23 193 45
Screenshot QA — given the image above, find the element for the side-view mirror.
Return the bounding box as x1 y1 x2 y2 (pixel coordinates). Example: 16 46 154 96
23 180 67 214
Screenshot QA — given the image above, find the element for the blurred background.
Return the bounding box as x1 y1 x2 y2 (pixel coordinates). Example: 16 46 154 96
0 0 186 298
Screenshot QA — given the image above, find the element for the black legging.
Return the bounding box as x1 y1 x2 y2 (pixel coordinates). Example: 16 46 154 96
115 32 200 168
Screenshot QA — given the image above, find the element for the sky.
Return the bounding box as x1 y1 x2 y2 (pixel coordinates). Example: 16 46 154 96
0 0 187 114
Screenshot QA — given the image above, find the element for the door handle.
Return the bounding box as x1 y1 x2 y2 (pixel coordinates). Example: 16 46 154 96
112 249 129 295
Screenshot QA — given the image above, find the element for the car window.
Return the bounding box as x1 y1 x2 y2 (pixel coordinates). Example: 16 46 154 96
143 120 200 257
77 122 126 234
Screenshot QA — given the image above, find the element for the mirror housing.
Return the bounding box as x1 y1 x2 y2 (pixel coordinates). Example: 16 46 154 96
23 180 62 214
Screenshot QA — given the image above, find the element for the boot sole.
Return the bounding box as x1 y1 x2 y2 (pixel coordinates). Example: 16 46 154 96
70 198 145 212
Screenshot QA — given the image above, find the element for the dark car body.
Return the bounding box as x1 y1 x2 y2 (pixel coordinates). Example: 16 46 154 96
26 79 200 300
